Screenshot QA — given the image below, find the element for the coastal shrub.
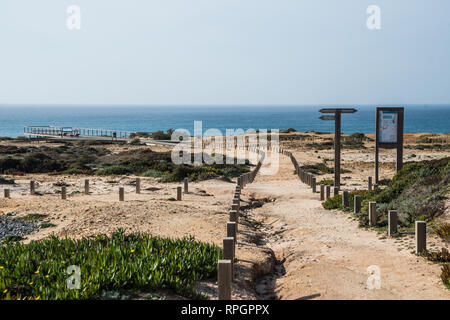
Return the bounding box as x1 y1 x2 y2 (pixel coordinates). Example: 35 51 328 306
0 143 250 182
442 265 450 289
322 195 342 210
301 163 351 175
318 179 334 186
342 133 369 149
425 248 450 263
322 157 450 230
97 165 132 176
435 224 450 241
0 176 15 184
142 169 166 178
0 230 222 300
151 129 174 141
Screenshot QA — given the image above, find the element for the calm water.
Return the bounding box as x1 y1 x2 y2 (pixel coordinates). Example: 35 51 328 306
0 105 448 138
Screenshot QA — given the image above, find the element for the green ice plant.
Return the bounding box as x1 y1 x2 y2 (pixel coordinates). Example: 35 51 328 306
0 229 222 300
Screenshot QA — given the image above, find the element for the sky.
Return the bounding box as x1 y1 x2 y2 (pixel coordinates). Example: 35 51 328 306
0 0 449 106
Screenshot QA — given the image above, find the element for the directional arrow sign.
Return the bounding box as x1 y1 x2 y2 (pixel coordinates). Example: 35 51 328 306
319 108 357 114
319 115 336 121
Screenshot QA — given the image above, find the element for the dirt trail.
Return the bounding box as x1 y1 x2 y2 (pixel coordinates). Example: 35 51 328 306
243 153 450 300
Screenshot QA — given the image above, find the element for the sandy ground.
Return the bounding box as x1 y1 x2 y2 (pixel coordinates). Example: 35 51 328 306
242 151 450 300
0 133 449 299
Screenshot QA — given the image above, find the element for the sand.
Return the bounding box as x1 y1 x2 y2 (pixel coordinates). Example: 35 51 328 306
0 132 449 299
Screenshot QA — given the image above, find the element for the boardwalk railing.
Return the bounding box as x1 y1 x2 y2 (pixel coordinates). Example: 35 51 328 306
24 126 132 140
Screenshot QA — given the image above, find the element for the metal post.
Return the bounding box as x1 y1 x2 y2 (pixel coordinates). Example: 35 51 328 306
320 184 325 201
61 186 67 200
4 189 10 198
326 185 331 200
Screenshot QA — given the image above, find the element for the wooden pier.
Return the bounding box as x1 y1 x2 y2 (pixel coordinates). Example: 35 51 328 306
24 126 132 141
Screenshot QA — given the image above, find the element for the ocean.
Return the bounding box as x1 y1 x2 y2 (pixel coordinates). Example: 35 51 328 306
0 105 448 138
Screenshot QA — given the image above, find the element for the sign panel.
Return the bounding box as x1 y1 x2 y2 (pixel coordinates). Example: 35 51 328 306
378 110 398 143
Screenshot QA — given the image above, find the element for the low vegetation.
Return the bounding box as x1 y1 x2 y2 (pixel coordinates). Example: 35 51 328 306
322 157 449 229
0 144 250 182
0 230 222 300
321 158 450 289
301 163 351 175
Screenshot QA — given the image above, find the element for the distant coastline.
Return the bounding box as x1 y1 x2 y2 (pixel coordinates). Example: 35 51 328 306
0 105 448 138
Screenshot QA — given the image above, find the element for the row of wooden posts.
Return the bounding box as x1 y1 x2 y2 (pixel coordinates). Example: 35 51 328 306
285 151 428 256
217 150 265 300
2 177 192 202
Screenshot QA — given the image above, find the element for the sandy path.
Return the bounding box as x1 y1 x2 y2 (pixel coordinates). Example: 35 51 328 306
243 153 450 300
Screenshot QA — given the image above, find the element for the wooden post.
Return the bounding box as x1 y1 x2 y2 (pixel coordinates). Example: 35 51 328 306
312 177 316 193
84 179 89 195
320 185 325 201
61 186 67 200
230 210 239 232
334 111 341 189
326 185 331 200
342 190 349 208
30 180 35 195
369 202 377 226
368 177 373 191
415 221 426 254
136 178 141 194
227 222 237 244
119 187 125 201
184 178 188 194
4 189 10 198
223 238 235 281
396 109 404 172
334 186 339 197
354 195 361 213
388 210 398 236
177 186 182 201
218 260 232 300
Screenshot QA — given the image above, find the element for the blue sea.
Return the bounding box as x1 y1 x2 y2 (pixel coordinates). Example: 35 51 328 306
0 105 448 138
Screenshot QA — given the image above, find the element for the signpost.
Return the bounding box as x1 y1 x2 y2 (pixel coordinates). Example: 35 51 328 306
319 108 357 189
375 107 404 183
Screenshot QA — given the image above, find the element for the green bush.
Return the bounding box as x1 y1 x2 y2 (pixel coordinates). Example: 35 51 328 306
97 165 132 176
0 230 222 300
142 169 167 178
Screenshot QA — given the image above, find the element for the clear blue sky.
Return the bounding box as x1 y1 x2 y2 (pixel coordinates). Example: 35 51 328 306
0 0 449 105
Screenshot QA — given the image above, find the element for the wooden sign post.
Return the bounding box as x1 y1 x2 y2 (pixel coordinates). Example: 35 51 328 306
319 108 357 189
375 107 404 183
